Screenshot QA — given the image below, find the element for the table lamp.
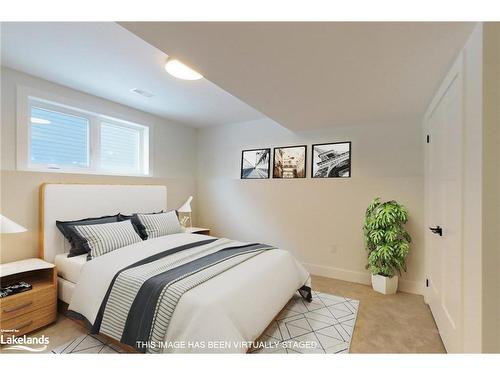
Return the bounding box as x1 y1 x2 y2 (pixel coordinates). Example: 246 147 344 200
178 196 193 228
0 214 30 298
0 214 27 234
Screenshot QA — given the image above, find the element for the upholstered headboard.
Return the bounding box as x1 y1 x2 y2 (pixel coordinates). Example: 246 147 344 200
40 184 167 262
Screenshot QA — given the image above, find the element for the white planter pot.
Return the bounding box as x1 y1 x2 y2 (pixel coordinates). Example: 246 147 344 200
371 274 398 294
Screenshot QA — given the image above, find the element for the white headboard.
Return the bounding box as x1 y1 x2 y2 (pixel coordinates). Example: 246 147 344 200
41 184 167 262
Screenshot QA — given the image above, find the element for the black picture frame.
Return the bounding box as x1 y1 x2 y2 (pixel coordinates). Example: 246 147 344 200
311 141 351 178
240 148 271 179
273 145 307 179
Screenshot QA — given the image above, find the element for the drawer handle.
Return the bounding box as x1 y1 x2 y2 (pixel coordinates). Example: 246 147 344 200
12 320 33 331
3 301 33 313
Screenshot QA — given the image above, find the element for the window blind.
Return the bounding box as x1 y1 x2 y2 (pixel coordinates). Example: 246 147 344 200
100 122 140 172
30 106 89 168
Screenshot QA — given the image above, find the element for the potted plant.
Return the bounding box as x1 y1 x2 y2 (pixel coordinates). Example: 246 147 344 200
363 197 411 294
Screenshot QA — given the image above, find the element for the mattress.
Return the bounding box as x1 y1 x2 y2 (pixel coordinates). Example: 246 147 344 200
58 277 76 304
54 253 87 284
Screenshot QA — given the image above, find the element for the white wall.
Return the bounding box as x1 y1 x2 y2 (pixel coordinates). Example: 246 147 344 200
0 67 198 263
196 117 425 294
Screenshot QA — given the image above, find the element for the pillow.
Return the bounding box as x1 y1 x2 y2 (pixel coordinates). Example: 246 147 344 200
133 211 182 240
56 214 120 257
72 220 142 259
117 210 164 221
118 210 165 239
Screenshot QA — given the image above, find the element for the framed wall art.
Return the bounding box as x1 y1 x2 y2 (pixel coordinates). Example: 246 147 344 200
241 148 271 179
273 145 307 179
311 141 351 178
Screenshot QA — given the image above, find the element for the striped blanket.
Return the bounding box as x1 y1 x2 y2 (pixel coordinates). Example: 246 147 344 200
85 238 282 353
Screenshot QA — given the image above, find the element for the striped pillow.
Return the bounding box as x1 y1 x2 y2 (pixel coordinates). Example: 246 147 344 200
56 214 121 257
134 211 182 239
73 220 143 259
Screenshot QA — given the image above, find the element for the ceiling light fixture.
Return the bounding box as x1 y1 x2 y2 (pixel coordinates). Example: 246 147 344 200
31 117 51 124
164 58 203 81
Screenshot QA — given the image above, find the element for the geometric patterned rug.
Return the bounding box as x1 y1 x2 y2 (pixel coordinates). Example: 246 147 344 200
251 290 359 354
51 333 126 354
51 290 358 354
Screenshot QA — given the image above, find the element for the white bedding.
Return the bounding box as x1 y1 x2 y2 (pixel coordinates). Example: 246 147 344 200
69 233 309 353
54 253 87 284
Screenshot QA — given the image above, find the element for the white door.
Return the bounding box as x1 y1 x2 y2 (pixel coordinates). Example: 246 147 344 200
425 67 463 353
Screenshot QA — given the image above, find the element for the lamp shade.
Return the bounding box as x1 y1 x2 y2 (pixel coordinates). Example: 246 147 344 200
178 196 193 213
0 214 27 234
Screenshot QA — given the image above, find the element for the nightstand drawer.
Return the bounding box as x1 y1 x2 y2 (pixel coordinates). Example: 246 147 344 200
0 286 56 321
0 304 56 337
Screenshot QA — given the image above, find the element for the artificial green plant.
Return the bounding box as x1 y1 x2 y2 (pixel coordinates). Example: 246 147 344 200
363 197 411 278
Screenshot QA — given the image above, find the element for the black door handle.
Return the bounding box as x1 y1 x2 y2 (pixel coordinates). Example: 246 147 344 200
429 226 443 236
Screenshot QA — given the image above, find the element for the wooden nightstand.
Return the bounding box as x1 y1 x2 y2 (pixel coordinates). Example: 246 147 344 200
0 259 57 337
184 227 211 236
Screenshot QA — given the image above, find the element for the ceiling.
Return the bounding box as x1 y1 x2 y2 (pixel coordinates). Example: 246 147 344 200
0 22 264 128
1 22 476 131
121 22 476 130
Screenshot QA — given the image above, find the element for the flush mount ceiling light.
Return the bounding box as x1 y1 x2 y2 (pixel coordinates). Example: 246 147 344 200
164 58 203 81
31 117 51 124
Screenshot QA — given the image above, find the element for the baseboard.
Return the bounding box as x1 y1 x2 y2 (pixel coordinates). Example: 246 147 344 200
398 278 425 295
303 262 371 285
302 262 425 295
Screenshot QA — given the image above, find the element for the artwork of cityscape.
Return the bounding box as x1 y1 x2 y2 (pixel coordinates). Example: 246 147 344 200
273 146 307 178
312 142 351 178
241 148 271 179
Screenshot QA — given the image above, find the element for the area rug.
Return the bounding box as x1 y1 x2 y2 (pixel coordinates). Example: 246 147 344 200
52 290 359 354
251 290 359 354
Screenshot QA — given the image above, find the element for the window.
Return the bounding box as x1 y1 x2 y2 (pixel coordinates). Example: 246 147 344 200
30 107 90 168
18 92 150 176
100 122 143 174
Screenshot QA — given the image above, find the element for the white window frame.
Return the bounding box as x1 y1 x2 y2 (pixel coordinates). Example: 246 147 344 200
17 86 152 177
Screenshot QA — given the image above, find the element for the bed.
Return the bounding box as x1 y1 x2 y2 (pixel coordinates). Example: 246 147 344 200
40 183 310 353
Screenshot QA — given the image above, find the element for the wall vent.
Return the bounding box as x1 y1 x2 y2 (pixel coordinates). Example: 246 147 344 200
130 88 155 98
